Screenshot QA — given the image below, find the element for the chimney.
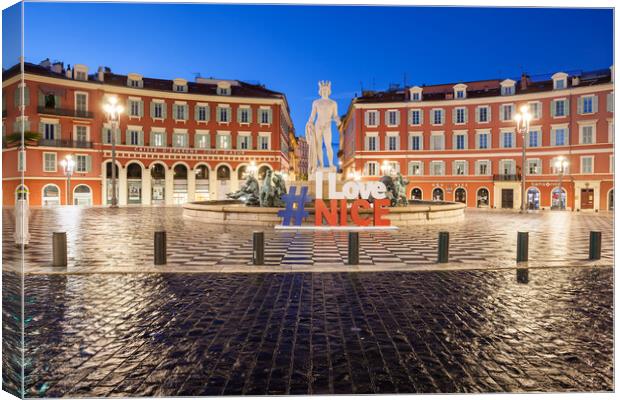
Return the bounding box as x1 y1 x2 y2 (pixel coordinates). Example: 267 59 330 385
51 61 63 74
520 73 530 90
65 64 72 79
572 76 580 86
97 66 105 82
39 58 51 68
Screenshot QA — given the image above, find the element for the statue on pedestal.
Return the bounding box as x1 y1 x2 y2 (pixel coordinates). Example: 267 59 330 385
305 81 341 177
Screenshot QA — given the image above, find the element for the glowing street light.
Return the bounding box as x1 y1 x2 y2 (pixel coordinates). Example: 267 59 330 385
60 155 75 205
514 105 532 212
103 96 124 207
381 160 392 176
248 160 258 176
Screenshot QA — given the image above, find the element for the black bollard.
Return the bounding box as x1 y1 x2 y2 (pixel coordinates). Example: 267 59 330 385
589 231 602 260
253 231 265 265
52 232 67 267
517 232 528 262
154 231 167 265
516 268 529 284
348 231 359 265
437 231 449 263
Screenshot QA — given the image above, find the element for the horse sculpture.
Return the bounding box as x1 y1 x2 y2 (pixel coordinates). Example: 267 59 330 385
394 173 409 207
271 172 288 208
227 174 260 206
259 169 275 207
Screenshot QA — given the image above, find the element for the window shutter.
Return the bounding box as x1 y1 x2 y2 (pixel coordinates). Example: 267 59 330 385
408 110 413 125
475 107 480 123
216 106 222 122
474 161 479 175
115 127 121 144
593 95 599 113
452 109 457 124
139 100 144 117
452 134 457 150
487 106 492 122
23 87 30 106
236 107 243 123
607 93 613 112
267 109 273 124
196 105 201 121
13 87 19 106
127 99 132 114
125 129 130 144
550 100 556 117
364 135 369 150
577 97 583 114
54 95 61 108
183 104 189 120
86 155 92 172
419 110 424 125
161 103 167 119
441 110 445 124
564 99 570 116
139 131 144 146
150 102 156 118
464 134 468 149
38 93 45 107
395 111 400 126
246 107 251 123
172 104 178 119
512 132 516 148
150 131 155 146
364 111 369 126
463 108 468 123
56 123 61 139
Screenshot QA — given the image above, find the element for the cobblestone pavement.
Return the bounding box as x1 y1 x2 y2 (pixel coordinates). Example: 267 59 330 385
13 267 613 396
1 207 614 273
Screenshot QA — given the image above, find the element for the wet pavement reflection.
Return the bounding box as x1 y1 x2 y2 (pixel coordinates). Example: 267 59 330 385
16 266 613 396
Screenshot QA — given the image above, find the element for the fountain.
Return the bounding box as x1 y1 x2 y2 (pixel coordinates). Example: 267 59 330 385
183 81 465 226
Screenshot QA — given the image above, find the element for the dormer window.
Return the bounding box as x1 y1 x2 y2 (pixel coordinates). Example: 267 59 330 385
217 82 232 96
552 72 568 90
127 73 143 88
173 78 188 93
73 64 88 81
453 83 467 99
408 86 423 102
500 79 516 96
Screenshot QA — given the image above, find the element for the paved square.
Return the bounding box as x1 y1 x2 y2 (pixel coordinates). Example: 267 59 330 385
2 267 613 396
1 207 614 273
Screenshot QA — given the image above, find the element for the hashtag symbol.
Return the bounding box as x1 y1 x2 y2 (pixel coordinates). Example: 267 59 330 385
277 186 310 226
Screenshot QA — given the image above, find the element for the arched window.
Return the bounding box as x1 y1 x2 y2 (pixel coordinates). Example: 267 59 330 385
217 165 231 180
477 188 489 207
42 184 60 207
410 188 422 200
454 188 466 204
432 188 444 201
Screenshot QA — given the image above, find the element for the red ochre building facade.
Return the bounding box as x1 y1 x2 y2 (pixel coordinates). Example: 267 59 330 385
2 59 294 206
340 68 614 211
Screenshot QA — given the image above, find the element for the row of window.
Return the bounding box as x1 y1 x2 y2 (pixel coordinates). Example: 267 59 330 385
363 123 609 151
126 99 274 124
365 93 613 128
102 127 271 150
363 155 610 177
10 85 274 125
43 152 91 173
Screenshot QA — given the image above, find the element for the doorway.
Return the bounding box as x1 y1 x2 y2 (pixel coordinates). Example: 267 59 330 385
501 189 514 209
580 188 594 209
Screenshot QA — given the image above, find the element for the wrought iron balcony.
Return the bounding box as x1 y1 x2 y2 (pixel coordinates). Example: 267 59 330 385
37 106 94 119
38 139 93 148
493 174 522 181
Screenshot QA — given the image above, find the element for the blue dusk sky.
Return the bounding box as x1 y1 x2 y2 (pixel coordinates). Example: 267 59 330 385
2 3 614 159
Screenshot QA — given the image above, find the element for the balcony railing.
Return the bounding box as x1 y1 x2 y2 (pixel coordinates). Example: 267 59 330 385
493 174 522 181
38 139 93 148
37 106 94 119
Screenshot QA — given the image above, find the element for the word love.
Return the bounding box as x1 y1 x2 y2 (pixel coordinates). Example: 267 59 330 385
314 171 391 227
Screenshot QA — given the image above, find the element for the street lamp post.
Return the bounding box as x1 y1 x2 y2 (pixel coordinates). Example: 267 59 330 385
103 97 124 208
60 155 75 206
554 157 569 210
514 105 532 213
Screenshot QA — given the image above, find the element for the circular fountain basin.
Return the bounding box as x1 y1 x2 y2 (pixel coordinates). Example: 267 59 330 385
183 200 465 227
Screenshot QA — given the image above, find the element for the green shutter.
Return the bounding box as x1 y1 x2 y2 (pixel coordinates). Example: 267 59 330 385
564 99 570 116
267 109 273 124
13 87 19 106
216 106 222 122
195 104 200 121
150 101 156 118
183 104 188 120
54 95 61 108
86 155 92 172
550 100 556 117
139 131 144 146
577 97 583 114
139 100 144 117
593 95 599 113
116 128 121 144
23 86 30 106
237 107 243 123
56 123 61 139
38 93 45 107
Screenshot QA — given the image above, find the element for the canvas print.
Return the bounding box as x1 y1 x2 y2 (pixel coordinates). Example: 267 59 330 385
1 1 614 398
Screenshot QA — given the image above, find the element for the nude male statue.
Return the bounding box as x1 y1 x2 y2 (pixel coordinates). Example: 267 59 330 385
305 81 341 175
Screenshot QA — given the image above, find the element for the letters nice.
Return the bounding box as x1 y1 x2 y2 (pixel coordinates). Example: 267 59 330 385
314 172 391 227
